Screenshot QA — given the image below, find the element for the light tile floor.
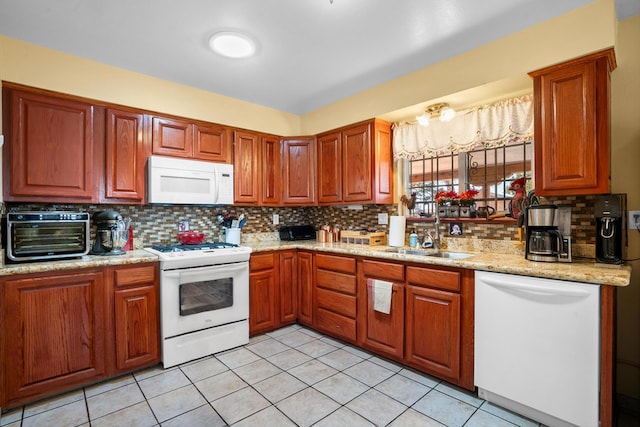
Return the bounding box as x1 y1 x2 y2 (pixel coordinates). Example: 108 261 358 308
0 324 600 426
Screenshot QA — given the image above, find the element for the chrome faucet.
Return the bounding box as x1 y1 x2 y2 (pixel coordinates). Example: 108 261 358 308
422 214 441 250
432 214 441 250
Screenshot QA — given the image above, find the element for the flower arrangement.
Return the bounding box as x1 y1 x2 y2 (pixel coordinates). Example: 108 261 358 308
435 190 459 205
458 189 479 206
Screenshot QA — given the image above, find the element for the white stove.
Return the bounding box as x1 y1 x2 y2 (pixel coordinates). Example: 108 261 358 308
145 242 252 269
144 242 252 367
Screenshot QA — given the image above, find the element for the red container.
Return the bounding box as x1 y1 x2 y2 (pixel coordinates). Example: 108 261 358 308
177 231 206 245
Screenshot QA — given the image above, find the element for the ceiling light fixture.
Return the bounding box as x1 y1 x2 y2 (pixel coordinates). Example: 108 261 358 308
416 102 456 126
208 31 256 59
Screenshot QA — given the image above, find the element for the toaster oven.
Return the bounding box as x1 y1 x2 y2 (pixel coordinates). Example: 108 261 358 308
4 211 91 262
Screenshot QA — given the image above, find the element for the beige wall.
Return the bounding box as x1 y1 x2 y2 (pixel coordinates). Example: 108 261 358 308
612 12 640 399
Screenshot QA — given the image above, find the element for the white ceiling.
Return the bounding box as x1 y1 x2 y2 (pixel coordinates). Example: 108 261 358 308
1 0 638 116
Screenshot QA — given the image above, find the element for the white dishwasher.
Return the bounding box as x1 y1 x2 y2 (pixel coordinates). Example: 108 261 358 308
474 271 600 427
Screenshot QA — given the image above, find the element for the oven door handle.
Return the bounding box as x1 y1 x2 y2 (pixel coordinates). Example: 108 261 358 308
164 261 248 280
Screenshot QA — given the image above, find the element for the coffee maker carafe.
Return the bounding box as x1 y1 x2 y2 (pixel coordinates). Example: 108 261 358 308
525 204 572 262
595 195 623 264
91 210 129 255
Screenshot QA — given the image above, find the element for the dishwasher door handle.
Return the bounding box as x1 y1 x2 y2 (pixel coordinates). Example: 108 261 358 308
481 277 593 299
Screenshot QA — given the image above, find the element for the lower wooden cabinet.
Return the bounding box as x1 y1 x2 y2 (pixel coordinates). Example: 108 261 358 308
313 253 357 343
404 265 474 390
249 251 298 336
1 269 106 408
249 252 280 335
0 262 161 409
107 263 160 373
358 259 405 361
297 251 314 326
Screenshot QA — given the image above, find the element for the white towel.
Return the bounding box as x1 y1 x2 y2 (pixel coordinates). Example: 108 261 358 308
371 279 393 314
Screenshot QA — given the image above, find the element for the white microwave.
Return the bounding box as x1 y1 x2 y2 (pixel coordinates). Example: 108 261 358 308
148 156 234 205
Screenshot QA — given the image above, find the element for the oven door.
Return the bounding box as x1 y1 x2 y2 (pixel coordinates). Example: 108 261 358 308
160 261 249 338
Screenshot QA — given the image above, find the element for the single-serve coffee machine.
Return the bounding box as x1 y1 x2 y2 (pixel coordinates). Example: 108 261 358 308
91 210 129 255
525 204 572 262
595 195 623 264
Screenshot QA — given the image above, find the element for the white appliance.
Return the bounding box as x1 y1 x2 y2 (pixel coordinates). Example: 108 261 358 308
474 271 600 427
145 242 252 368
148 155 234 205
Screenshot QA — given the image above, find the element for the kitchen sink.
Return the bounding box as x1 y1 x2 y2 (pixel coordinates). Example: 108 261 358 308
384 248 474 259
426 251 474 259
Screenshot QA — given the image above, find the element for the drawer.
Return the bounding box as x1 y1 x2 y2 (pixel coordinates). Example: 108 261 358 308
315 307 356 341
406 266 460 292
316 269 357 294
113 264 157 288
250 252 277 272
362 259 404 281
315 254 356 274
316 288 356 317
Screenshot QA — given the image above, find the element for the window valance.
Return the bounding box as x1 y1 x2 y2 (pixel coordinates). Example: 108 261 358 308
393 94 534 160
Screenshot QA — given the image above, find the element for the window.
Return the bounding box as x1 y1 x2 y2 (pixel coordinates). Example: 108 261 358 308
406 139 533 216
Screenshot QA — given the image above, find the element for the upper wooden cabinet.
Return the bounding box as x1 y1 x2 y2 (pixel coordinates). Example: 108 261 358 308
151 116 232 163
104 108 149 203
234 130 262 205
194 123 232 163
261 134 281 206
282 137 316 205
529 48 616 196
317 119 393 205
3 87 98 203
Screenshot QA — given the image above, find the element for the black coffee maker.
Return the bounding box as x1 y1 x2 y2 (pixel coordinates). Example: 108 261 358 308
91 210 127 255
595 195 623 264
525 204 572 263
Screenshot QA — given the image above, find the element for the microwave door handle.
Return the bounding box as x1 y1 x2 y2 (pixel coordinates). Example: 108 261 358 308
211 168 219 204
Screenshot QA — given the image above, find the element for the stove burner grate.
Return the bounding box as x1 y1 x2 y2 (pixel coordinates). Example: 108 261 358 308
150 242 239 253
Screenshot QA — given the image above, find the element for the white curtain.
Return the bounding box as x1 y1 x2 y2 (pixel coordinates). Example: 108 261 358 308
393 95 534 159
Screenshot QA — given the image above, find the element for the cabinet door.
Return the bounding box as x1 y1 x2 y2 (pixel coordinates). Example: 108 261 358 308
405 285 461 381
297 251 314 326
279 251 297 325
2 270 105 407
282 137 316 205
249 253 279 335
6 89 96 201
342 123 372 202
234 131 261 205
261 135 282 205
104 108 147 203
372 120 393 204
529 49 614 195
194 123 231 163
151 116 193 158
110 264 160 373
317 132 342 204
359 260 405 360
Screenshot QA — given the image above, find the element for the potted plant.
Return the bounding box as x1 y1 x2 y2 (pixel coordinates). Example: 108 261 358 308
435 190 459 217
459 189 479 217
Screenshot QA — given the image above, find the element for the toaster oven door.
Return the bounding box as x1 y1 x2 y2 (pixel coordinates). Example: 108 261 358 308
8 221 90 261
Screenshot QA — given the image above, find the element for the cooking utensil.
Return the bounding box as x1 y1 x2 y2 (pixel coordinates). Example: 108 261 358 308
238 218 247 228
177 231 206 245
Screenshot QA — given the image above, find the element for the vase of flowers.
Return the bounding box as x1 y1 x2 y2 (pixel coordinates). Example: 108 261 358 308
458 189 479 217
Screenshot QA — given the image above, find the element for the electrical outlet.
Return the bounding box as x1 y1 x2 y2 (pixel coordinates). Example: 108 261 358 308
272 213 279 225
629 210 640 231
378 213 389 225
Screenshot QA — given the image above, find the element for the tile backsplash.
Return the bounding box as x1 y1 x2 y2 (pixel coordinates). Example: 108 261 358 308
4 195 597 249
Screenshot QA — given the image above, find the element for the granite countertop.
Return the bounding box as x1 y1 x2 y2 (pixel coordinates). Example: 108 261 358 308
0 250 158 276
247 240 632 287
0 243 631 287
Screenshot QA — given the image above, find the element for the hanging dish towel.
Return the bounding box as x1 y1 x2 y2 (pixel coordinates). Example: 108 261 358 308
369 278 393 314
